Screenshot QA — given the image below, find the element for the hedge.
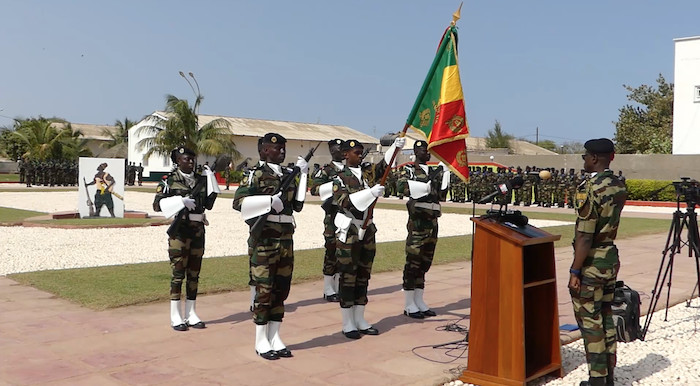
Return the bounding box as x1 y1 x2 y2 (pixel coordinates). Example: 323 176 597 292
625 179 677 202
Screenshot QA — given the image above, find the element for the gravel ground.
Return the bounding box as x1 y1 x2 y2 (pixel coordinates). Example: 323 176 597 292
446 299 700 386
0 190 571 275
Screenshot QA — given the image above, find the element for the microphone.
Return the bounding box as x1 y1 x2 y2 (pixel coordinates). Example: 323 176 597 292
478 176 524 204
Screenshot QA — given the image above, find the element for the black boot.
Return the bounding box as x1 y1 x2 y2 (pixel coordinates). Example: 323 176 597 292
580 377 606 386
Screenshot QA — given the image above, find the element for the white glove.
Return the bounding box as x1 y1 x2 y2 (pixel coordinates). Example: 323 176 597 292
203 164 213 176
295 156 309 174
394 137 406 149
182 197 196 211
370 184 385 198
271 192 284 213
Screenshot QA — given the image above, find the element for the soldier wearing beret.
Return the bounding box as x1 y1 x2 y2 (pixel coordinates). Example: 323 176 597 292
153 146 218 332
569 138 627 386
396 140 450 318
233 133 309 360
332 137 403 339
309 138 345 302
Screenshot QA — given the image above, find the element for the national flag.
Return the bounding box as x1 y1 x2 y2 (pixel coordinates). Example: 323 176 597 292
406 24 469 182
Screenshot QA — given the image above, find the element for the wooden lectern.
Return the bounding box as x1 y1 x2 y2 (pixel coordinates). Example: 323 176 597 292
460 217 563 386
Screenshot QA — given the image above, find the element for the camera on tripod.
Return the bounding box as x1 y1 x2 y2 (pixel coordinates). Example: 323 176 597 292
672 177 700 206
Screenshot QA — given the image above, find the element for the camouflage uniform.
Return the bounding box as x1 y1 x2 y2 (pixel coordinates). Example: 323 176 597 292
233 163 303 325
571 169 627 379
310 161 344 279
397 162 445 290
450 172 465 202
332 162 387 309
153 169 217 302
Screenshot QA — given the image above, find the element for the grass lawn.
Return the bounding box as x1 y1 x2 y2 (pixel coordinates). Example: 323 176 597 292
0 173 20 182
0 206 46 222
8 215 669 310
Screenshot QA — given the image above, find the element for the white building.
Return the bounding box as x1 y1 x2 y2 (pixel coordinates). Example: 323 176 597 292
127 112 380 180
672 36 700 154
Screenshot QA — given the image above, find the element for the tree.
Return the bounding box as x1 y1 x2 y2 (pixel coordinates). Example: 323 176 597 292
61 124 93 159
0 124 28 161
136 94 240 162
101 117 133 149
614 74 673 154
11 118 68 160
485 120 513 149
560 141 585 154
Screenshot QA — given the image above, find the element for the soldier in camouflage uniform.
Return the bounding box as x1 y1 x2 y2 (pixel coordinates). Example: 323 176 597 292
396 140 449 319
450 171 465 202
233 133 308 360
569 138 627 386
153 146 218 332
521 166 535 206
332 138 398 339
309 138 345 302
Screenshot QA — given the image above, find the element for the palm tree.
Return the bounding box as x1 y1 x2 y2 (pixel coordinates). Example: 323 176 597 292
101 117 133 149
136 94 240 163
11 118 68 160
61 124 93 159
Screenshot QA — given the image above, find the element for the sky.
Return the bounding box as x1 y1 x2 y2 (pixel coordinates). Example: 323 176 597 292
1 0 698 145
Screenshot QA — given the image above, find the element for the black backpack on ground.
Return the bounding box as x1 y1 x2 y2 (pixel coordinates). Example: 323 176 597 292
611 281 642 342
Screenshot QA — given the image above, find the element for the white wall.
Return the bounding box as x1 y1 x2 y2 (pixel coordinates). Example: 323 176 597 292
127 114 173 177
673 36 700 154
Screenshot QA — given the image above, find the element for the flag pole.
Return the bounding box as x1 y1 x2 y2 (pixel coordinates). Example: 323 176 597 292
362 3 462 229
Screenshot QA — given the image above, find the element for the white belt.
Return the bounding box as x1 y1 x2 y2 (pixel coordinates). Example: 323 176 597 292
414 202 441 211
267 214 295 224
188 213 205 222
351 218 373 227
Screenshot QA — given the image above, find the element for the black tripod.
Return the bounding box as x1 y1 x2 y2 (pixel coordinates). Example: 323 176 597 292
641 197 700 340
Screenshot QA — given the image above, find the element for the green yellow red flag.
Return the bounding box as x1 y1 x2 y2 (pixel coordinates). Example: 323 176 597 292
406 24 469 182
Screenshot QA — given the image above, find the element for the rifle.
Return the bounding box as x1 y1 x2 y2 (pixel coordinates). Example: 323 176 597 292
166 163 218 237
83 177 96 217
248 143 321 245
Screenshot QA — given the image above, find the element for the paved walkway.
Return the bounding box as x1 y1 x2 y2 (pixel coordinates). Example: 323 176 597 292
2 227 699 386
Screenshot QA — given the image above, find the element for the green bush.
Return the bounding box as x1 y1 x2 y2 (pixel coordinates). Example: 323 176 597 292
625 179 676 201
230 170 244 183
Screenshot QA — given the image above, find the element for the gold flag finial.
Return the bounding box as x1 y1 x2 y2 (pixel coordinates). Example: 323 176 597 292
451 2 463 25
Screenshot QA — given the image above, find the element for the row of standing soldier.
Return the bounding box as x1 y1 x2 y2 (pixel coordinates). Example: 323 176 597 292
447 166 625 208
17 158 79 187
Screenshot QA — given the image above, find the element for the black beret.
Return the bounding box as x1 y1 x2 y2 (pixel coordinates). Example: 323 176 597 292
170 146 196 163
584 138 615 154
261 133 286 145
328 138 343 147
413 140 428 150
341 139 364 151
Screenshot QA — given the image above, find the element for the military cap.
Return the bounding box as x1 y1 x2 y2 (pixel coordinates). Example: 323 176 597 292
261 133 286 145
341 139 364 151
97 162 108 171
328 138 343 147
584 138 615 154
413 140 428 150
170 146 196 163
